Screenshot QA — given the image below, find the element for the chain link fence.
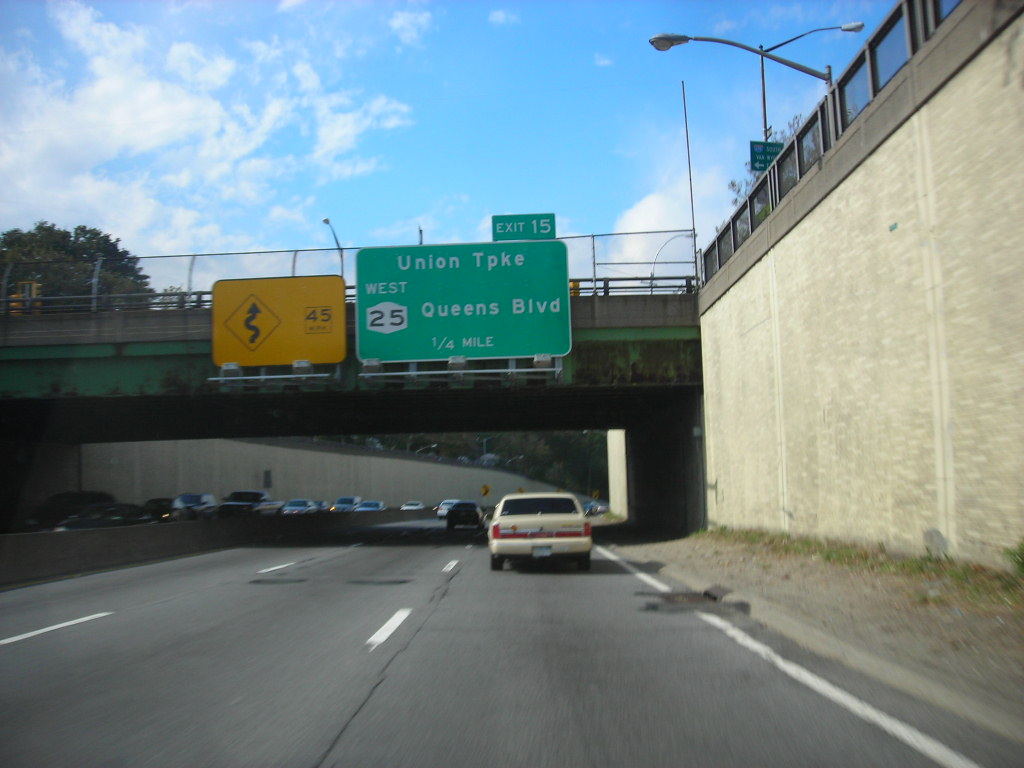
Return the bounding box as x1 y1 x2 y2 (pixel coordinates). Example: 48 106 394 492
2 229 696 314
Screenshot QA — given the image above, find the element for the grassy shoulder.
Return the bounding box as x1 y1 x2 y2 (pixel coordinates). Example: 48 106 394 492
693 527 1024 613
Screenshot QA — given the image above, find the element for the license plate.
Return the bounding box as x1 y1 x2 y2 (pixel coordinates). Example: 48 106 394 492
532 546 552 558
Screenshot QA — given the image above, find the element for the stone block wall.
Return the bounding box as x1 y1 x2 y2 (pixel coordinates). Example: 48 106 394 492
700 11 1023 566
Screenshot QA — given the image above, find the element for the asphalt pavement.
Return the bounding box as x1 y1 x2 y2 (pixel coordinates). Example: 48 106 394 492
0 520 1018 767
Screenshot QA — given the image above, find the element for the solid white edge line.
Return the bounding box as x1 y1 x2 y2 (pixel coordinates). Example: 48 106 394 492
696 612 984 768
366 609 412 652
594 545 671 593
257 562 296 574
600 544 983 768
1 612 113 645
443 560 458 572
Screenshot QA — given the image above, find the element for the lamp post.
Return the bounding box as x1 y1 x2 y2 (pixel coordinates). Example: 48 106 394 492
650 33 832 82
649 25 863 141
759 23 864 140
322 218 345 280
649 231 693 294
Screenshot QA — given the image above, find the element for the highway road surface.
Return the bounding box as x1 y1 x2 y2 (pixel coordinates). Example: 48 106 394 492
0 520 1017 767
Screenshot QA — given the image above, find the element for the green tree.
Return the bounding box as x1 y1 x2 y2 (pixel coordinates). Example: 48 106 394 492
1 221 152 299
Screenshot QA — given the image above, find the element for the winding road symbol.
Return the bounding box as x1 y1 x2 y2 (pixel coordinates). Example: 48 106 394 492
244 302 261 344
226 294 281 351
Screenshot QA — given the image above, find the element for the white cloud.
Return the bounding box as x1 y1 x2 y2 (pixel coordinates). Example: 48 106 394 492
268 202 309 225
312 94 411 171
0 0 415 265
52 0 146 72
488 10 519 26
611 148 732 274
292 60 321 92
594 53 612 67
278 0 308 10
389 10 431 46
167 42 235 91
243 37 285 65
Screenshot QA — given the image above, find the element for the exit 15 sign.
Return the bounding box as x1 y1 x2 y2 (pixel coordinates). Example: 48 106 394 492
492 213 556 241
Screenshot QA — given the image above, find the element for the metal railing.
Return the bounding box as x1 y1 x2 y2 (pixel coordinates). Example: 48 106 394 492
700 0 962 283
0 277 699 316
2 229 697 315
0 290 213 315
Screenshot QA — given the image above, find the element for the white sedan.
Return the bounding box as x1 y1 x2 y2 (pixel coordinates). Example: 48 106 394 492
488 492 592 571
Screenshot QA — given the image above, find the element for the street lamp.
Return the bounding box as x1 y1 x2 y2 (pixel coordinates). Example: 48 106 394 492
322 218 345 279
649 33 832 83
649 231 692 294
649 24 863 142
759 23 864 140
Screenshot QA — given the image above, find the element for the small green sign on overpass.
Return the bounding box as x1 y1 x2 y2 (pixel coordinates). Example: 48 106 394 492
356 241 571 363
750 141 783 172
492 213 556 241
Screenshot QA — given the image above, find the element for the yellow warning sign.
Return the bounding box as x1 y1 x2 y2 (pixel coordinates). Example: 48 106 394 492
212 276 346 366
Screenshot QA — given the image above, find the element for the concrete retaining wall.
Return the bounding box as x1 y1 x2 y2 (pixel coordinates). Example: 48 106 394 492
0 509 430 587
20 437 563 515
699 8 1024 567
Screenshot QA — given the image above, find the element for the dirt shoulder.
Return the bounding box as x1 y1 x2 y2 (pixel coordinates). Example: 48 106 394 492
594 525 1024 745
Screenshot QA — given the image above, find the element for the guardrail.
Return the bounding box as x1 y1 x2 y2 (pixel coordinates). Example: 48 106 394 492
0 279 697 316
0 510 434 587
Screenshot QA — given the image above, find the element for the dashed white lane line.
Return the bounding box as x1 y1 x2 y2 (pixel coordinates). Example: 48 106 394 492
598 545 983 768
442 560 459 573
366 609 412 652
1 613 113 646
257 562 296 574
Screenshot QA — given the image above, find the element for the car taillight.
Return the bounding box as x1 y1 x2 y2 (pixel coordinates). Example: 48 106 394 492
493 524 530 539
585 521 591 536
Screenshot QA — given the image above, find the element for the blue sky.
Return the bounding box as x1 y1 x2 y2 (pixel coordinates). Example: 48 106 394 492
1 0 895 289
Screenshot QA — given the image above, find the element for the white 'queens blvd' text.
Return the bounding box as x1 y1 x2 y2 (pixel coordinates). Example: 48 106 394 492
421 297 561 318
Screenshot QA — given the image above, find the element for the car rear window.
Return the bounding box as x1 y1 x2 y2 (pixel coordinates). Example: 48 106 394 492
500 497 579 515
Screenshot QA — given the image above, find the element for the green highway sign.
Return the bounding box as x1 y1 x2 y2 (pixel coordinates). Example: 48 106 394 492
356 241 571 363
492 213 556 241
750 141 784 172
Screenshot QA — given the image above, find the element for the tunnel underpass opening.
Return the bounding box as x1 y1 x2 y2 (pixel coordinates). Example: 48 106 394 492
0 383 705 538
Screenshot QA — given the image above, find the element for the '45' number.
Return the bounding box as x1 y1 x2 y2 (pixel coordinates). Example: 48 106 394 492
366 302 408 335
305 307 331 323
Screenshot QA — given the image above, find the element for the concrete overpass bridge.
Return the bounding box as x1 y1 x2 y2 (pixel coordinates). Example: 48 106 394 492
0 288 706 536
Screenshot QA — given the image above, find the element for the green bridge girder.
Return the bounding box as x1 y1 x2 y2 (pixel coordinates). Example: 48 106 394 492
0 296 701 399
